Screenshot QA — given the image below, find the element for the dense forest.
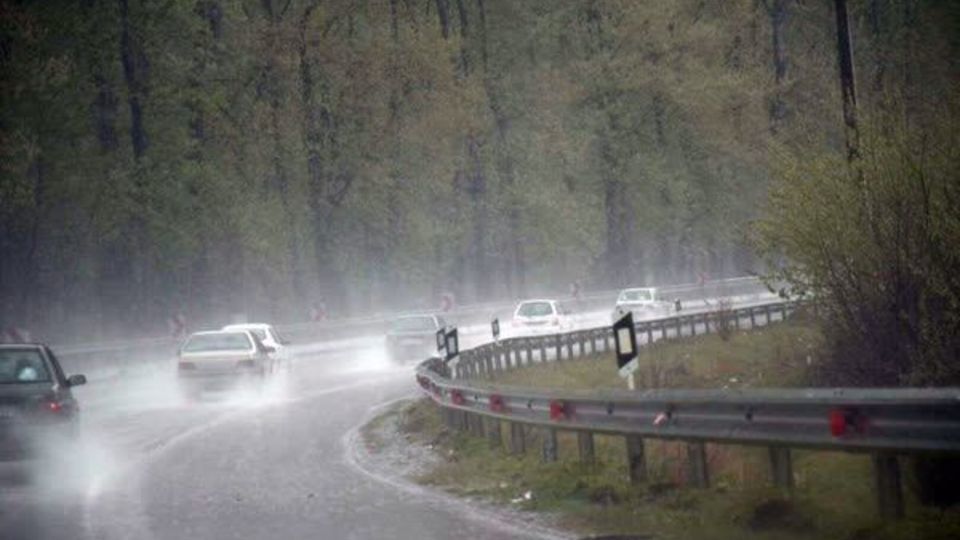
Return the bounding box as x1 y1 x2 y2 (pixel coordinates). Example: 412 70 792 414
1 0 957 341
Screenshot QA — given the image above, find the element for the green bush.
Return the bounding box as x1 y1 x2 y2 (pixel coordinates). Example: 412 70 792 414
754 113 960 387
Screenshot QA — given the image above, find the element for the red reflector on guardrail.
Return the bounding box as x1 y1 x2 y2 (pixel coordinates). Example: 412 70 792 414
549 400 566 420
451 390 466 406
489 394 505 413
829 409 848 436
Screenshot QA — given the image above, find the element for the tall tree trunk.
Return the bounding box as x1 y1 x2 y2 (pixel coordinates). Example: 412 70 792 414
833 0 860 166
119 0 148 159
434 0 451 39
298 3 348 315
466 136 490 299
763 0 789 132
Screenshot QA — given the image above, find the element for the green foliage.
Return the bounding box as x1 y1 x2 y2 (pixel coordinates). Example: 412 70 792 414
0 0 956 341
754 112 960 386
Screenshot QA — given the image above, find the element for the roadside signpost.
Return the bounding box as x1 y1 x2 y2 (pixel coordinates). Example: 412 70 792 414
444 327 459 362
436 328 446 355
491 318 500 342
613 312 639 390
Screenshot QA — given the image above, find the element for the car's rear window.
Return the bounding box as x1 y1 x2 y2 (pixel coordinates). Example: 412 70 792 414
392 317 436 332
182 333 252 352
517 302 555 317
619 289 653 302
0 350 51 383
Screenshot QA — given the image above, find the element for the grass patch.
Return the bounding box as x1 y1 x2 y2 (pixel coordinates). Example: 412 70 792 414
492 317 824 391
384 319 960 539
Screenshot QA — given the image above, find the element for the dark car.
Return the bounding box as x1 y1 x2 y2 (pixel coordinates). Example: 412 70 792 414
0 344 86 461
385 314 445 364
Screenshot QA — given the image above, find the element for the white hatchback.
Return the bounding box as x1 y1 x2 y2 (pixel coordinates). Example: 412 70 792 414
221 323 293 370
611 287 673 322
511 299 572 336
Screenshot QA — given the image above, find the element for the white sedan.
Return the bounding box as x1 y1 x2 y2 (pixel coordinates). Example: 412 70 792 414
221 323 293 370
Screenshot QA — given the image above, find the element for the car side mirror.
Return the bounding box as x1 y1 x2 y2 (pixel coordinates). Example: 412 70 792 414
67 374 87 387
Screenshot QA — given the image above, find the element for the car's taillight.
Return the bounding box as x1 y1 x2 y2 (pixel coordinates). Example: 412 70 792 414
41 400 63 413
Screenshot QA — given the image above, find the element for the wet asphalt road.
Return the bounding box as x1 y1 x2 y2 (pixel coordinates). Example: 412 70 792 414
1 344 561 540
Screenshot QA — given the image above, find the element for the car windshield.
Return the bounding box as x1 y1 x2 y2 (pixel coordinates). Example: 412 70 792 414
182 333 252 352
620 290 653 302
0 350 51 384
392 317 436 332
517 302 554 317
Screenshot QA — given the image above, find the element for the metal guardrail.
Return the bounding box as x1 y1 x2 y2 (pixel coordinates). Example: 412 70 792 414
451 300 793 380
415 300 960 519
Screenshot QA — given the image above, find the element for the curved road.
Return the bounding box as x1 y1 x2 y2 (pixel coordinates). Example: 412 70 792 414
1 344 562 540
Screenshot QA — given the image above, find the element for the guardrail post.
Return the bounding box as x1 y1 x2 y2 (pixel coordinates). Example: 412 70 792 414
555 335 563 362
873 454 904 520
765 305 772 325
442 408 455 430
541 428 558 463
487 418 502 448
469 412 485 437
676 317 683 338
769 446 793 490
733 311 741 331
661 320 668 340
509 422 526 455
781 303 788 321
577 432 595 465
645 322 654 346
566 336 574 359
539 339 547 362
625 435 647 484
590 333 598 354
690 316 697 336
578 336 586 358
525 340 533 364
749 308 757 328
686 442 710 488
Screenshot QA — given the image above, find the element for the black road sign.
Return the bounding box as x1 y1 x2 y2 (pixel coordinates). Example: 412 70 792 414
444 327 459 362
436 328 446 354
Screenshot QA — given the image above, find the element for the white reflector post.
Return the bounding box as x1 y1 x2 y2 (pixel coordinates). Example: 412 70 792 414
617 327 634 356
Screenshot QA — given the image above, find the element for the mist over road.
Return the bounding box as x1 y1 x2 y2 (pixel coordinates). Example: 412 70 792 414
1 343 560 540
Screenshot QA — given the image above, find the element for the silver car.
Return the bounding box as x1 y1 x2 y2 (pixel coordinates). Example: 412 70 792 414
177 330 276 398
612 287 673 322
